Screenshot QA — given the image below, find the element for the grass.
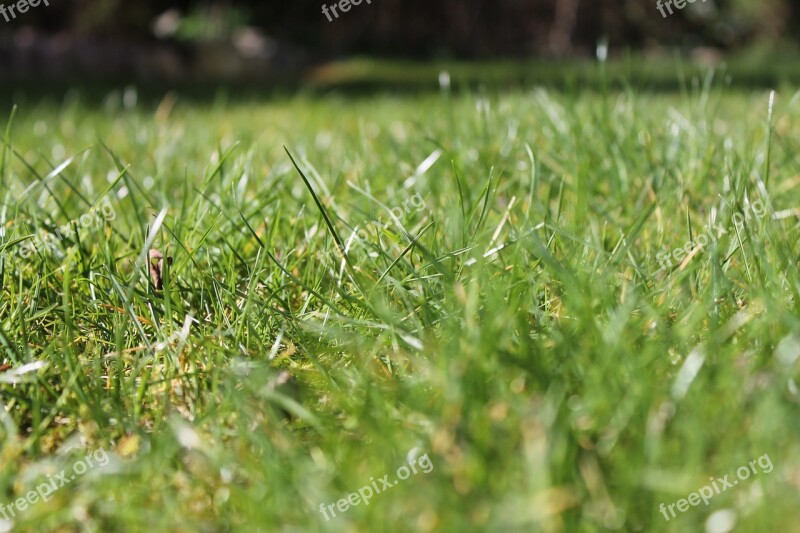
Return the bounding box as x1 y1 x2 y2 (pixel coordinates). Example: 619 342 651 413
306 53 800 92
1 73 800 532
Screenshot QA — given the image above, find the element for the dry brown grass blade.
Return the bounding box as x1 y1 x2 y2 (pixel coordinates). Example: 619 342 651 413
149 249 173 290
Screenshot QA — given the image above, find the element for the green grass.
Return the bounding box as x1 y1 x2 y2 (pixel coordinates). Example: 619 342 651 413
1 77 800 532
306 54 800 92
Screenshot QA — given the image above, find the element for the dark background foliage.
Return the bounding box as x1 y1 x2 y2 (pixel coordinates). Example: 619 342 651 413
4 0 798 57
1 0 797 86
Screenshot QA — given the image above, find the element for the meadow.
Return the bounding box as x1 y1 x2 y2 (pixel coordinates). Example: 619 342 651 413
1 74 799 531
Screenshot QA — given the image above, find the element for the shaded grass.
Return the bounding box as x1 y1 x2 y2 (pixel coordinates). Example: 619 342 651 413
8 50 800 108
0 77 799 531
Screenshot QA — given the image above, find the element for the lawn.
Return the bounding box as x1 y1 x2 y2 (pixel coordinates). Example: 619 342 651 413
1 77 799 531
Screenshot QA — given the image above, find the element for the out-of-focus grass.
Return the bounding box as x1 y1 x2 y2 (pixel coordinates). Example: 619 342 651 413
307 54 800 92
7 51 800 105
0 75 799 532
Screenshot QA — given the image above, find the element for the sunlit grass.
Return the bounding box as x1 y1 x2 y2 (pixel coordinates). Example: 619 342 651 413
1 80 799 531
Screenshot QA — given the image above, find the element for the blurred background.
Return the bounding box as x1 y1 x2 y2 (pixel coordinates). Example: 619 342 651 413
0 0 797 90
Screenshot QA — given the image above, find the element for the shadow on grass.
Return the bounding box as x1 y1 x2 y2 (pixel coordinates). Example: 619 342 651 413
0 54 797 108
